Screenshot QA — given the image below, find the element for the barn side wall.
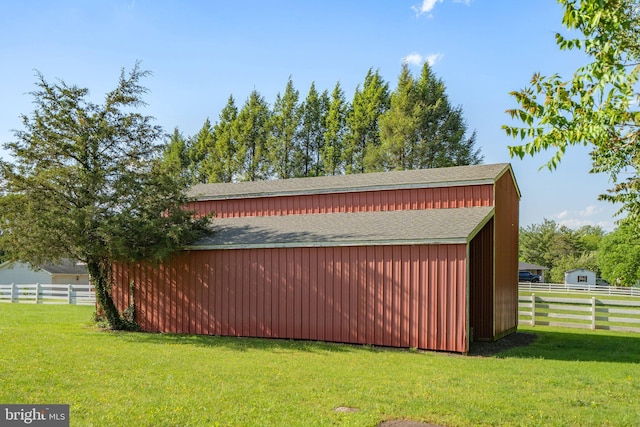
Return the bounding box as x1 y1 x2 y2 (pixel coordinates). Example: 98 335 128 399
188 184 494 218
494 171 519 337
112 244 469 353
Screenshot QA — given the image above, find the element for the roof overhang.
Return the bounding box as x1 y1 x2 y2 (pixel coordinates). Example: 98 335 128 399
188 163 515 201
185 207 495 251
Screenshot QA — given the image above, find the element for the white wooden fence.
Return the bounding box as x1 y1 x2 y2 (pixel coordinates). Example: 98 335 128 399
0 283 95 305
519 282 640 297
519 293 640 333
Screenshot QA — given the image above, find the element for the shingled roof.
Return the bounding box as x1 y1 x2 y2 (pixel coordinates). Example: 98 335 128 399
187 206 494 250
188 163 517 200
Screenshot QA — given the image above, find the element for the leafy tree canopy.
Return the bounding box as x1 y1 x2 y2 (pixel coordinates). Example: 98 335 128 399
519 219 605 282
598 224 640 286
504 0 640 226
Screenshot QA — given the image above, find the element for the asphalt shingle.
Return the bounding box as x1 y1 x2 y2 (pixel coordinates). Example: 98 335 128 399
188 163 513 200
188 206 494 249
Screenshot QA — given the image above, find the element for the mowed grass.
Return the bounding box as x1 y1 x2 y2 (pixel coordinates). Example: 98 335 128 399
1 305 639 426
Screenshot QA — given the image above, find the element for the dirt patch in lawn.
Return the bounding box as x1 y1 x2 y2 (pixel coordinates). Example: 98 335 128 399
468 331 537 357
378 421 445 427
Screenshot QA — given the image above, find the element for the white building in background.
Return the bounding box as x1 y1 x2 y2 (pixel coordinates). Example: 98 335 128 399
565 268 596 287
0 260 89 285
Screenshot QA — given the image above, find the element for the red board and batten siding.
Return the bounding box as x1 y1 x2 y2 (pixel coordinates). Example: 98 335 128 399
187 184 494 218
493 170 520 337
113 244 469 353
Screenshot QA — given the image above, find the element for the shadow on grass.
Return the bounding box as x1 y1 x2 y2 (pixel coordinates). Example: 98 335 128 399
102 326 640 363
494 328 640 364
105 329 391 355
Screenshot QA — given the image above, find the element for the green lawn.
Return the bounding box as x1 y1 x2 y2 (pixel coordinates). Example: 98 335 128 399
1 304 639 426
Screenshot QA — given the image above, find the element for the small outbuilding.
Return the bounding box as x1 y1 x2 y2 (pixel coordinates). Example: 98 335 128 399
565 268 596 287
110 163 520 353
0 260 90 285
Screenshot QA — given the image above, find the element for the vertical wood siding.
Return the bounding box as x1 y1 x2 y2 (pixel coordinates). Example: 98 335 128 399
494 172 519 337
468 218 494 341
187 184 493 218
112 244 469 353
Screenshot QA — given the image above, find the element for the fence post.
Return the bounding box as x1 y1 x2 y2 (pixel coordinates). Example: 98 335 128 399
68 284 73 305
10 283 15 303
591 297 596 330
531 293 536 326
35 283 40 304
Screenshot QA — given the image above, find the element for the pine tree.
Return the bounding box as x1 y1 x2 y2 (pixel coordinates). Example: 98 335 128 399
413 63 482 168
189 118 215 184
322 82 348 175
209 95 239 183
268 77 301 179
235 90 270 181
376 63 419 170
159 127 192 186
298 82 329 176
344 68 390 174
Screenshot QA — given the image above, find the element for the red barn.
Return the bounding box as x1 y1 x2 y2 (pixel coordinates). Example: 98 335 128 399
111 163 520 353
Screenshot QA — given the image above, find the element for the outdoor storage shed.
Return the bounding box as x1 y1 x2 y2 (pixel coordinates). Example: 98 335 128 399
110 163 520 353
0 260 90 285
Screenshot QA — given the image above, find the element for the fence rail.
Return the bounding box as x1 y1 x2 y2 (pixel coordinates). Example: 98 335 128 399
0 283 95 305
519 282 640 297
519 293 640 333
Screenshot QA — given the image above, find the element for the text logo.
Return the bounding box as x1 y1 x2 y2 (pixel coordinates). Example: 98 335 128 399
1 405 69 426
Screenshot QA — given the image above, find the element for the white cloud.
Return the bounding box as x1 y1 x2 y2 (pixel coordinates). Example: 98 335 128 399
579 205 601 217
403 52 443 66
551 205 613 231
412 0 442 15
412 0 471 17
403 53 424 66
425 53 443 66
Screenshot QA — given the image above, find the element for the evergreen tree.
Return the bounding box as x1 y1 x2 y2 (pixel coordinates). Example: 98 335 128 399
209 95 239 183
376 63 419 170
344 69 390 174
322 82 348 175
298 82 329 176
413 63 482 169
235 90 270 181
189 118 215 184
0 65 208 330
268 77 301 179
159 127 192 187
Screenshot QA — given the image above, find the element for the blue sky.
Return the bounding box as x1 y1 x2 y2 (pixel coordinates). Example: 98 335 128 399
0 0 621 230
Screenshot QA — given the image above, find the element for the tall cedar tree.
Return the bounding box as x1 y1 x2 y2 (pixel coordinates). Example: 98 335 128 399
0 65 209 330
412 63 482 168
235 90 270 181
189 118 215 184
268 78 301 179
322 82 348 175
376 63 419 170
159 127 192 187
298 82 329 176
344 69 390 174
209 95 239 183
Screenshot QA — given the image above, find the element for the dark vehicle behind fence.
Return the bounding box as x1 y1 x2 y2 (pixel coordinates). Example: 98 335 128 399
519 270 541 283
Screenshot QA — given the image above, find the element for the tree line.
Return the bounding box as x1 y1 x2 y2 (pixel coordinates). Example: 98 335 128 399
160 63 482 185
519 220 640 286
